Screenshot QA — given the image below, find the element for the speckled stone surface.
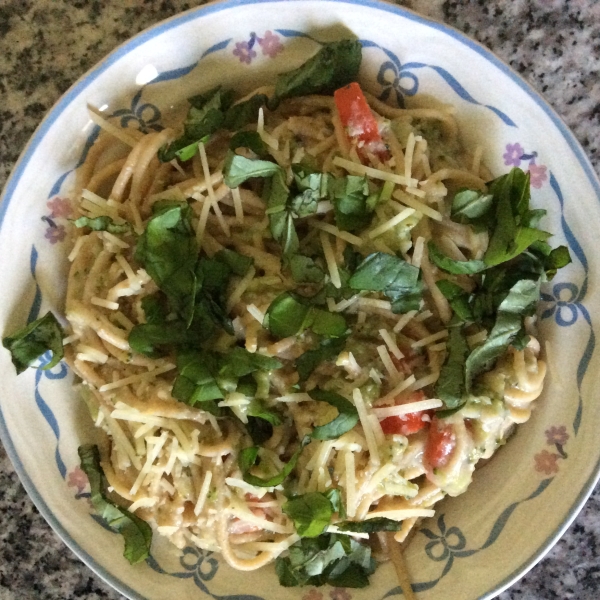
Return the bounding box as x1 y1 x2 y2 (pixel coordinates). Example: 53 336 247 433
1 1 599 599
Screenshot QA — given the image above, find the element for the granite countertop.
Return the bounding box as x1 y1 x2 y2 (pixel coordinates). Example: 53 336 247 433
1 1 599 598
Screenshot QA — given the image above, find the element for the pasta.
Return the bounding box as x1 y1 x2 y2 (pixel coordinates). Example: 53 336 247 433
3 39 570 593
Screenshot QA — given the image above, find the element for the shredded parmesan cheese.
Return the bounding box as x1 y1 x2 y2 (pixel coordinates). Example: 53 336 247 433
320 230 341 289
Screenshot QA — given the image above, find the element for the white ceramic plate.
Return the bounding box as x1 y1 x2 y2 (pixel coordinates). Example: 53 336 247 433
1 1 600 599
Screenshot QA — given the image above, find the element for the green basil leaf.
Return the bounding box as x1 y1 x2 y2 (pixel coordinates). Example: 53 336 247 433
158 87 233 162
140 295 168 325
223 94 268 131
73 216 131 234
223 152 281 188
465 278 540 392
275 533 376 588
288 255 325 284
331 175 374 232
128 322 198 357
349 252 422 312
435 326 469 409
134 201 198 324
264 292 313 338
290 189 319 218
309 388 359 440
283 492 333 537
435 280 473 322
544 245 572 280
297 336 347 382
214 248 254 277
428 242 486 275
78 444 152 564
240 437 309 487
336 517 402 533
172 352 224 406
218 347 282 379
309 310 347 338
272 40 362 103
324 488 345 519
228 130 269 158
2 311 64 375
484 168 551 267
451 189 494 224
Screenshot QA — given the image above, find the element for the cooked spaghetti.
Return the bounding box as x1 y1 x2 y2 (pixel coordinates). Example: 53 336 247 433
4 40 569 592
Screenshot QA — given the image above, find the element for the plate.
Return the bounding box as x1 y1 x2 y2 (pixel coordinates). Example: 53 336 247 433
1 1 600 599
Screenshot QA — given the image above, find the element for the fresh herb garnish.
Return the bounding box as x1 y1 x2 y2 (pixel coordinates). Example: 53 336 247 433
283 492 335 538
78 444 152 564
2 312 64 374
288 255 325 284
272 39 362 104
296 336 347 382
349 252 422 312
434 326 470 410
330 175 375 232
435 280 473 322
275 533 376 588
73 216 131 234
465 278 540 392
134 201 198 325
264 292 346 339
308 388 359 440
336 517 402 533
239 437 309 487
428 241 485 275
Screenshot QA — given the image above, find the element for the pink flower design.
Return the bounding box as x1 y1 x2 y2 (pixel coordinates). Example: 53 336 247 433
302 590 324 600
258 31 283 58
46 196 72 218
67 466 89 494
534 449 560 475
330 589 352 600
528 162 548 189
233 41 257 64
545 425 569 447
45 224 66 244
503 143 524 167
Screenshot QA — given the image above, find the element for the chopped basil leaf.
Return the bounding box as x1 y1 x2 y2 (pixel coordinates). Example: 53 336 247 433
78 444 152 565
223 94 268 131
264 292 312 338
324 488 345 519
308 389 359 440
218 347 282 379
239 437 309 487
483 168 551 267
336 517 402 533
451 189 494 225
330 175 374 232
158 86 234 162
542 244 572 280
288 255 325 284
272 40 362 104
349 252 422 312
275 533 376 588
297 335 347 382
435 326 469 410
128 321 199 357
264 292 346 339
134 201 198 325
465 278 540 392
223 152 282 188
435 280 473 322
428 241 486 275
172 352 224 411
73 216 131 234
214 248 254 276
228 131 268 159
2 311 64 375
283 492 334 537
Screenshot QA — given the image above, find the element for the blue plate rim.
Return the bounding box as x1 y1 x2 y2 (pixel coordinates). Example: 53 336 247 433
1 0 599 598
